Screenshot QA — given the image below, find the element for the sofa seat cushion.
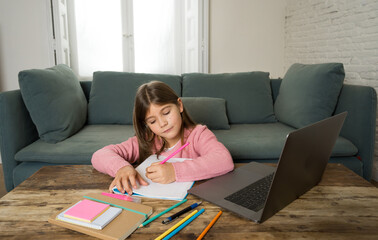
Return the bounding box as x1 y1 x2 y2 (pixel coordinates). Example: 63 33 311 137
15 123 358 164
213 123 358 160
15 125 136 164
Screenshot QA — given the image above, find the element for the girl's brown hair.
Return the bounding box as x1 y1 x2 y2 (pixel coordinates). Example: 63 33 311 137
133 81 196 163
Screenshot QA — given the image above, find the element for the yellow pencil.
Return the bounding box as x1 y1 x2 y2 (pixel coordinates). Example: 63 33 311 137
196 210 222 240
154 210 198 240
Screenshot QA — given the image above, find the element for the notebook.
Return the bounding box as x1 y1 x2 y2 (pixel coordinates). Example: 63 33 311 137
58 204 122 230
189 112 347 223
48 193 153 240
113 155 194 200
64 199 110 222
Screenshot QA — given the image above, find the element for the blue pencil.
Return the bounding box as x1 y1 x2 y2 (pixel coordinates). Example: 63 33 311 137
162 208 205 240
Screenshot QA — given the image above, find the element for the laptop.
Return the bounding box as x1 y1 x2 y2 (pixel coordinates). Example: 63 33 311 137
188 112 347 223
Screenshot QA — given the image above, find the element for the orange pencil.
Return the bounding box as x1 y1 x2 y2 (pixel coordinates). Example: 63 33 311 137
196 210 222 240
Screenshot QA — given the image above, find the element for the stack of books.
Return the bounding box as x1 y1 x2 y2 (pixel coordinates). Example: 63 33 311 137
56 199 122 230
49 193 153 240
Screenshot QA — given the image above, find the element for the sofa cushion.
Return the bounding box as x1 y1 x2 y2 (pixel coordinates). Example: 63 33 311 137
15 125 136 164
88 72 182 124
15 123 358 164
181 97 230 130
182 72 276 124
274 63 345 128
18 64 87 143
212 123 358 160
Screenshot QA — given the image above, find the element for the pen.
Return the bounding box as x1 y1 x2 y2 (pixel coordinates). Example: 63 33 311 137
139 199 187 227
159 142 189 164
162 201 202 224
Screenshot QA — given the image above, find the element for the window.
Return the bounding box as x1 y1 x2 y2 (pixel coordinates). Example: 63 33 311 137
52 0 208 78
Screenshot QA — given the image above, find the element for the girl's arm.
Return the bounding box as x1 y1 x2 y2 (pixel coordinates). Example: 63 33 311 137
91 136 140 177
172 127 234 182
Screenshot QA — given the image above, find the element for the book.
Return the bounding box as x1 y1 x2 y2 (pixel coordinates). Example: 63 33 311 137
57 205 122 230
64 199 110 223
112 155 194 201
48 193 153 240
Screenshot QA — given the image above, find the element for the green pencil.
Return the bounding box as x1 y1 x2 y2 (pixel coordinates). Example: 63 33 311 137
139 199 188 227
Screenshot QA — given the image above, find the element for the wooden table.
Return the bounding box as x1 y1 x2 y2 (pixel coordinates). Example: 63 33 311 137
0 164 378 239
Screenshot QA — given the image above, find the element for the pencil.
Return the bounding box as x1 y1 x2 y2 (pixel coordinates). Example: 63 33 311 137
196 210 222 240
159 142 189 164
139 199 187 227
155 210 198 240
163 208 205 240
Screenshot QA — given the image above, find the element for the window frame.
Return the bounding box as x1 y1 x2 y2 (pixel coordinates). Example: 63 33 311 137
50 0 208 77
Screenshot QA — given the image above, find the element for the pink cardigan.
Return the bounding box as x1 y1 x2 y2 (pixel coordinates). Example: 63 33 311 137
91 125 234 182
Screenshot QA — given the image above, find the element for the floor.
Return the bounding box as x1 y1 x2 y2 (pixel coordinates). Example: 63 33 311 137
0 164 377 199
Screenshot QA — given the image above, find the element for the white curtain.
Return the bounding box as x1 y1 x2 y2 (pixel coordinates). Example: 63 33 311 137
73 0 123 77
69 0 205 78
133 0 180 74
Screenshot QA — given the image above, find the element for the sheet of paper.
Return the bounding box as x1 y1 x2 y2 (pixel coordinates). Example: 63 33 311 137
114 155 194 200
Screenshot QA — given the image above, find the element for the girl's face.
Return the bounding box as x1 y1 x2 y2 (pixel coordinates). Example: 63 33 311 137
145 99 184 148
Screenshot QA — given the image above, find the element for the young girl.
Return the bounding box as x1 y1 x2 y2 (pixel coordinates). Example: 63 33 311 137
91 81 234 195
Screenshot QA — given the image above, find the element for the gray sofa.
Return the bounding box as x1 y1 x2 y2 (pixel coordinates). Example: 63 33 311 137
0 63 376 192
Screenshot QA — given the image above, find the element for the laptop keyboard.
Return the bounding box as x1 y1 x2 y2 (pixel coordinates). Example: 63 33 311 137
224 173 274 212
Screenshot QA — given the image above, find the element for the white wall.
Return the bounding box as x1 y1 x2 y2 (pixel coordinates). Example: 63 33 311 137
209 0 286 78
285 0 378 181
0 0 53 92
0 0 54 164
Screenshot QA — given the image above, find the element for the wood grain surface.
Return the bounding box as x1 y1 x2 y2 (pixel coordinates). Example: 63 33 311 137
0 164 377 239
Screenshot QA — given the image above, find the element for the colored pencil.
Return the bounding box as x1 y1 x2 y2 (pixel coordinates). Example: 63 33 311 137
139 199 187 227
196 210 222 240
163 208 205 240
159 142 189 164
155 210 198 240
162 201 202 224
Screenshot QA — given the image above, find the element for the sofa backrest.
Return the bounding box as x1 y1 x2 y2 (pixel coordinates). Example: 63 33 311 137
270 78 282 103
80 74 283 126
87 72 182 124
81 78 284 103
82 76 344 113
80 81 92 102
182 72 277 124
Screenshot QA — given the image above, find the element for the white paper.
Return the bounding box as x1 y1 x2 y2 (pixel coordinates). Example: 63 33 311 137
113 155 194 200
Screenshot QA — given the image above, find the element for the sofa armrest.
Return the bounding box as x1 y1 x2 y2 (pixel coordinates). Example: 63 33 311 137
334 84 377 180
0 90 39 191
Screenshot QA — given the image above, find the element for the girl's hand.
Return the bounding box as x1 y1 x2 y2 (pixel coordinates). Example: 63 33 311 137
109 165 148 195
145 162 176 184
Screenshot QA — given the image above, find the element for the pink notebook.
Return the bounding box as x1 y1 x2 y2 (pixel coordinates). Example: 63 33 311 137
64 199 110 223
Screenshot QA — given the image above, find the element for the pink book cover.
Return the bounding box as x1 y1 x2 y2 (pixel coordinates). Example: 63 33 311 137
64 199 110 223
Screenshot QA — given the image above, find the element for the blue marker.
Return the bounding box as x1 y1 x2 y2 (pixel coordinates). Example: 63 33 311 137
162 201 202 224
